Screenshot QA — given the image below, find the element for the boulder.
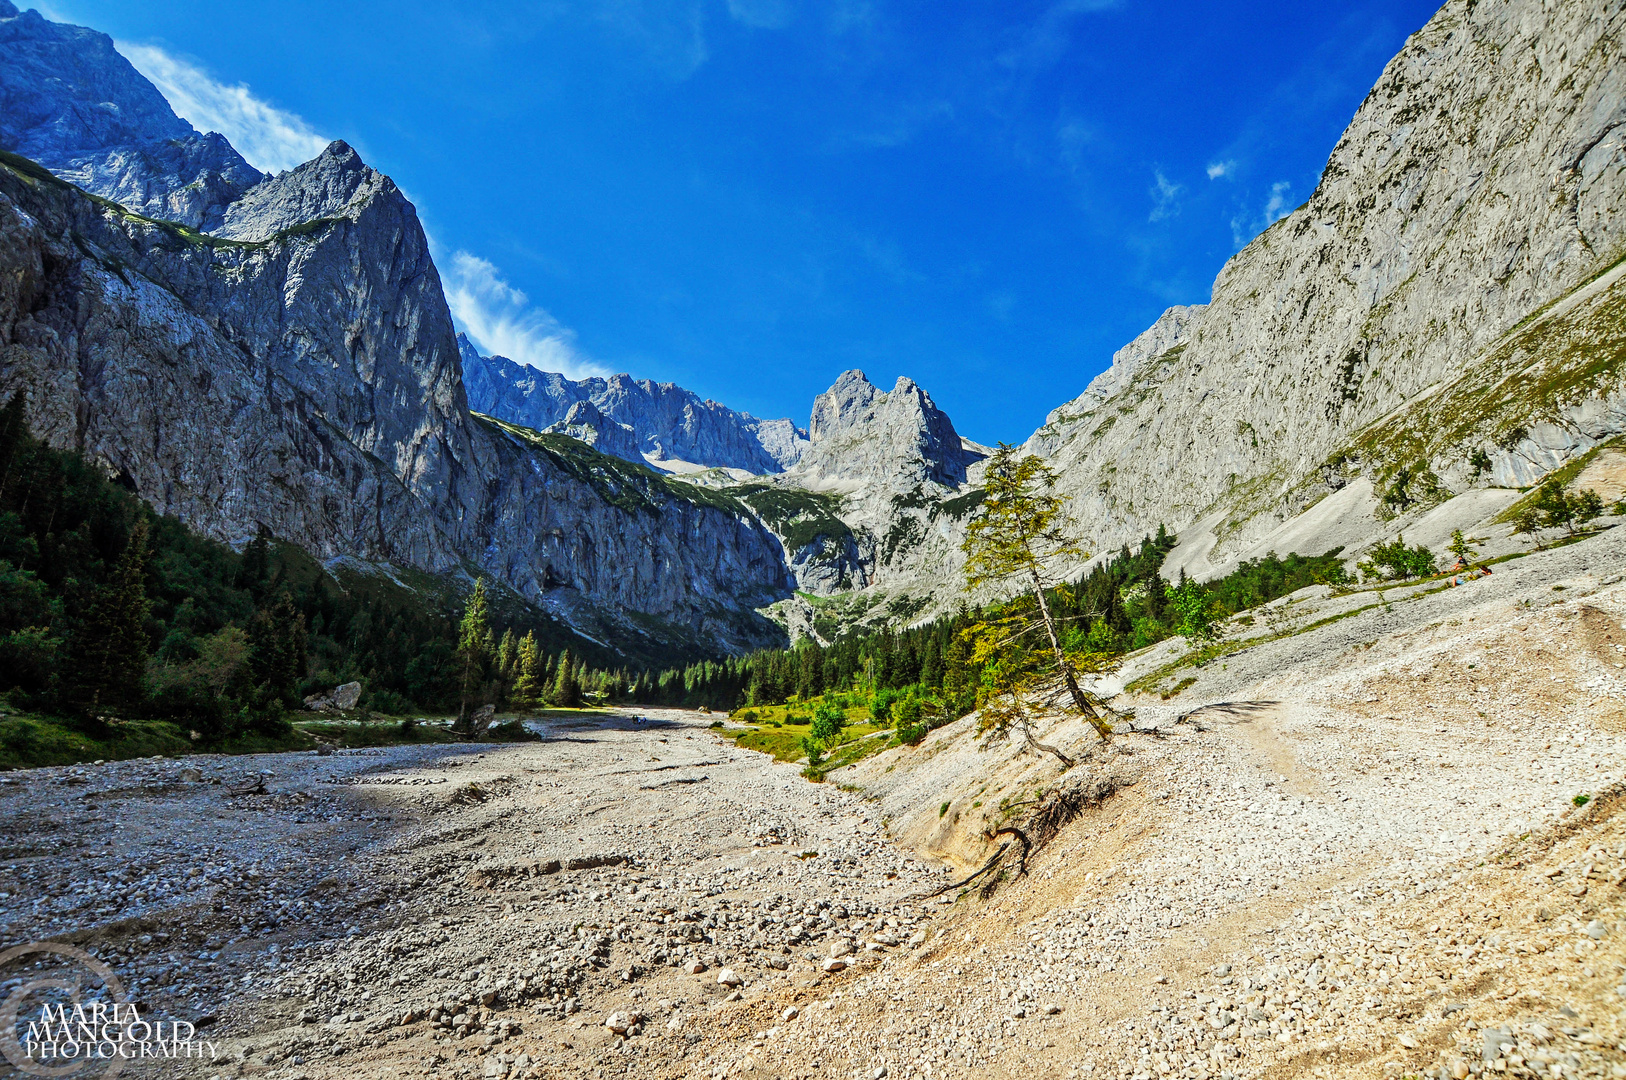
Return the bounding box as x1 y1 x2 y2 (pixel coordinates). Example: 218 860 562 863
303 681 363 712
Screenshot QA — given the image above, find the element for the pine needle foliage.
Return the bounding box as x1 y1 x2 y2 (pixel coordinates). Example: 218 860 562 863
960 445 1114 763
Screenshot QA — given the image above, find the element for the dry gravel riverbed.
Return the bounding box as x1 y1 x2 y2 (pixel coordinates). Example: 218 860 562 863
0 712 950 1079
1 530 1624 1080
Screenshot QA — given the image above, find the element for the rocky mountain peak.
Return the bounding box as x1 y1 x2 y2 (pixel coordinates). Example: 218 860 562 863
547 400 644 462
459 334 809 475
214 139 391 242
0 1 192 155
795 370 978 490
807 370 881 441
0 3 261 229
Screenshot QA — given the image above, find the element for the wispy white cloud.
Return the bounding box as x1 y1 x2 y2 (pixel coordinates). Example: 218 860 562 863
727 0 794 29
1206 159 1236 180
1229 180 1296 247
1148 169 1182 222
442 252 610 380
1263 180 1293 222
116 42 328 173
999 0 1123 71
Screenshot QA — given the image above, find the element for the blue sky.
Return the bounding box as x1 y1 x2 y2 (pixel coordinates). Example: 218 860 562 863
47 0 1440 444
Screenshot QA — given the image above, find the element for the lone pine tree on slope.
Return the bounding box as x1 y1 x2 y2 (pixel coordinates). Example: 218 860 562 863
960 445 1115 766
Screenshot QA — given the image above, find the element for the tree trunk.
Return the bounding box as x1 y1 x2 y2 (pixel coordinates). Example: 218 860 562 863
1028 568 1113 741
1021 724 1075 768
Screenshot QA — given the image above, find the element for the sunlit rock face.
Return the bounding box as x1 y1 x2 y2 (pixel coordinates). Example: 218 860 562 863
0 0 261 229
460 335 809 475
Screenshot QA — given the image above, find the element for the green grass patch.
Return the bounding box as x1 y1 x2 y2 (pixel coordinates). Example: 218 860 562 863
719 709 888 768
0 713 310 770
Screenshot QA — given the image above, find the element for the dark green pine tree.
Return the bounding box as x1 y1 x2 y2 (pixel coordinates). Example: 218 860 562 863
552 649 581 708
0 390 27 502
238 523 273 599
248 590 309 707
919 635 943 689
67 518 152 725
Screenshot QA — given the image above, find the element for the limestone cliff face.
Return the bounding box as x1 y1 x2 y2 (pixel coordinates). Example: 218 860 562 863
0 4 794 652
461 335 809 474
0 151 791 652
793 370 982 492
0 0 261 229
1024 0 1626 561
749 371 988 638
0 153 465 570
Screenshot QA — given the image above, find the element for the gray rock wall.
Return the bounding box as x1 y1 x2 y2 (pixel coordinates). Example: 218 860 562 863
1023 0 1626 561
461 336 809 475
0 157 791 651
0 1 261 229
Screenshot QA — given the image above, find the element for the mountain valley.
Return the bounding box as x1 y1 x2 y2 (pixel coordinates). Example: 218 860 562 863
1 1 1625 1079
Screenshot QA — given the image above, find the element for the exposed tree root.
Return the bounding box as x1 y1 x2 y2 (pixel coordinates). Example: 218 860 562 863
908 843 1013 901
979 774 1126 897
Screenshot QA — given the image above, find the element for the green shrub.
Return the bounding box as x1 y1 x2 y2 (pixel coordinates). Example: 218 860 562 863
810 702 845 744
1359 534 1436 581
870 686 901 723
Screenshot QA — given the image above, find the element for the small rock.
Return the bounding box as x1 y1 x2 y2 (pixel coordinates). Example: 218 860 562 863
1584 920 1608 939
1044 1005 1061 1016
782 1006 799 1021
821 958 848 973
717 968 742 987
605 1011 633 1034
687 960 708 974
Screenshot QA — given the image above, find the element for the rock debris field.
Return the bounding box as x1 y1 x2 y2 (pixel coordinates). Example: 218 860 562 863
0 529 1624 1080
